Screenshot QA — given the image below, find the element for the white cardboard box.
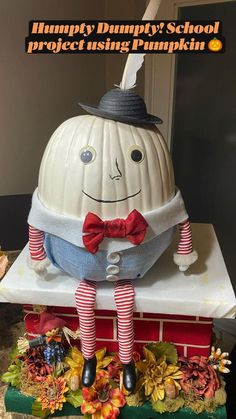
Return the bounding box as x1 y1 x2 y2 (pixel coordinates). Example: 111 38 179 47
0 224 235 319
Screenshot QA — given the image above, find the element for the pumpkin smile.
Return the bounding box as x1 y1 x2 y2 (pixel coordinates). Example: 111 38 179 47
82 189 141 203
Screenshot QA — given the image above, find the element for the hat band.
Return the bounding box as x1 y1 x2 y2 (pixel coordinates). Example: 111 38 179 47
99 102 147 119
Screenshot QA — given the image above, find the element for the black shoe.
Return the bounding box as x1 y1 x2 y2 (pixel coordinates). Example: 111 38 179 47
122 362 136 393
82 356 97 387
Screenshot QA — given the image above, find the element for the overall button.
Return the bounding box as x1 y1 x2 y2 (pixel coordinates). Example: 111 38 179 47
106 264 120 275
106 274 119 282
107 252 120 264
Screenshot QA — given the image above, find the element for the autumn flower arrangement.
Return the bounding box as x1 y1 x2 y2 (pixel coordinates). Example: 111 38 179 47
1 342 230 418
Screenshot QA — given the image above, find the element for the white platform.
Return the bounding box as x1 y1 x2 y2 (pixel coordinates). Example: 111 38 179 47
0 224 235 318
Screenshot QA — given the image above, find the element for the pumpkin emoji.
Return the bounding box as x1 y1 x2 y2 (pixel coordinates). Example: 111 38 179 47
27 0 198 395
208 37 223 52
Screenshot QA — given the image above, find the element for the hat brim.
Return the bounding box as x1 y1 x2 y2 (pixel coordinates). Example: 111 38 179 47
79 103 162 125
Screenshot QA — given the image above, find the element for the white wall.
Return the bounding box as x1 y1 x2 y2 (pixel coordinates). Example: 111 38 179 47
0 0 146 196
0 0 106 196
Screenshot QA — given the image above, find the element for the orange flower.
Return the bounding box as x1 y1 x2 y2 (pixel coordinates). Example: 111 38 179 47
81 375 126 419
107 352 141 383
37 375 68 414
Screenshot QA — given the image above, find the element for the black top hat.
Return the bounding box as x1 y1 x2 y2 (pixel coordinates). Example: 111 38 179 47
79 88 162 125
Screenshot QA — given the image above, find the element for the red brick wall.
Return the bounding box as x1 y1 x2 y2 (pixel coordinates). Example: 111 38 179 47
23 305 212 357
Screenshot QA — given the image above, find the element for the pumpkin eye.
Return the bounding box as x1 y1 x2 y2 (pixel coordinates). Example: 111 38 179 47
128 146 145 164
80 146 96 164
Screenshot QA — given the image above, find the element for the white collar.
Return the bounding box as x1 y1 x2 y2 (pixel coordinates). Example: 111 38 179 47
28 188 188 252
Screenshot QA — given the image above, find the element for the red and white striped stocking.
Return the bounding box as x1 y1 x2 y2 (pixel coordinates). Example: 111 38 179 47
174 219 198 271
29 225 46 260
75 279 135 364
177 219 193 255
75 280 97 360
114 280 135 364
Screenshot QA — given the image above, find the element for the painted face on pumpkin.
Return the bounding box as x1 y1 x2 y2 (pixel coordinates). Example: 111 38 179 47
38 115 175 219
80 143 144 203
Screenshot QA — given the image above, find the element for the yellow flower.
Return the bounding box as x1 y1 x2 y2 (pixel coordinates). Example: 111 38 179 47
64 347 84 390
95 347 114 371
136 347 182 403
37 375 68 414
64 347 113 390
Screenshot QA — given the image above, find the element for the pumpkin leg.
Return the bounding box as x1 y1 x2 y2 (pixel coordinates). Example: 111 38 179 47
75 279 97 359
114 280 135 364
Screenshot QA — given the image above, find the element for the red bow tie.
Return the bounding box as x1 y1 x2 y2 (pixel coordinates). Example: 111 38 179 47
82 210 149 254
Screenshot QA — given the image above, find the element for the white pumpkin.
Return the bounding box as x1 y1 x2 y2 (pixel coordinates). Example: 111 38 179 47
38 115 175 219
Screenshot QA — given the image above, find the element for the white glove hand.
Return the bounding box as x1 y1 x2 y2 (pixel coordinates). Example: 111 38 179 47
179 265 189 272
173 250 198 272
27 256 51 273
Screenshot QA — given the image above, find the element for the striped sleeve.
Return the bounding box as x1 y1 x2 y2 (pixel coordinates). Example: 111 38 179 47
177 219 193 255
29 225 46 261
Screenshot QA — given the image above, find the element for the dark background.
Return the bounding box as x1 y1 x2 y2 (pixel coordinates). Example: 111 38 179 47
0 195 31 250
172 1 236 294
172 4 236 417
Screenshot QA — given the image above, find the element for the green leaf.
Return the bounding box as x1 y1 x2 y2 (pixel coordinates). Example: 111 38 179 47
83 415 92 419
143 347 156 363
32 401 50 418
146 342 178 365
9 345 21 360
54 361 65 377
66 389 83 408
1 351 23 389
109 379 119 389
1 363 22 389
1 371 13 383
152 399 167 414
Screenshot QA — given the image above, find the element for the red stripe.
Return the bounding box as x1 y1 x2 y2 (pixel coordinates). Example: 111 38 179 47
114 280 135 363
29 225 46 260
177 219 193 255
76 278 135 363
75 280 97 359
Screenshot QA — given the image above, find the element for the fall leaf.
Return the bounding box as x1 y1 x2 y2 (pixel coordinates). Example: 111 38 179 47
66 389 83 408
152 399 167 413
143 347 156 363
1 358 22 389
146 342 178 365
32 401 50 418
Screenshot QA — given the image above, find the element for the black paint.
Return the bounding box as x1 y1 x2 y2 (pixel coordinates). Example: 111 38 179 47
82 189 141 203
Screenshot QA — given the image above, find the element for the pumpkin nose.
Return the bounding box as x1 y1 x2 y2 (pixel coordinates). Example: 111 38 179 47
109 158 122 180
